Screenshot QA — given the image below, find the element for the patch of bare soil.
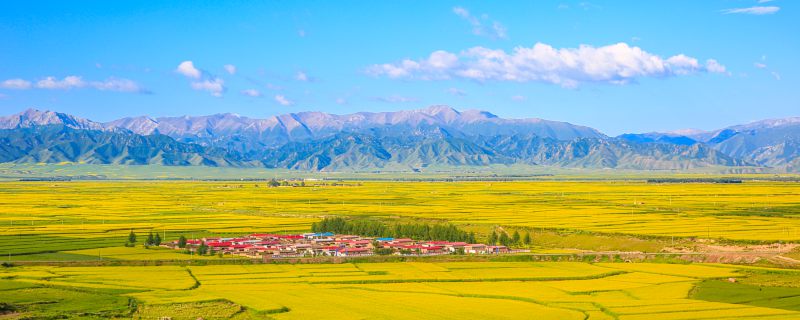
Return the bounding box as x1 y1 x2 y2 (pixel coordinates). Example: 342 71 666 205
662 243 800 266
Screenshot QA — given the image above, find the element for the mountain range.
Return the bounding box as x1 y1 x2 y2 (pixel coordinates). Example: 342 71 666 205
1 107 798 172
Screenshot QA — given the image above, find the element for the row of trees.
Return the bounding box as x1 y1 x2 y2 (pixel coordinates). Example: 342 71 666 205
267 179 306 187
311 217 477 243
125 231 162 247
487 229 531 247
312 218 536 246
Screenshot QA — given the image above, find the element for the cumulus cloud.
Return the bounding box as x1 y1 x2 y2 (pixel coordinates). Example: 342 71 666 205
224 64 237 75
372 95 419 103
722 6 780 15
176 61 227 97
1 78 32 90
295 71 310 82
265 83 284 91
191 78 225 97
447 87 467 96
91 78 149 93
241 89 262 97
274 94 294 106
705 59 727 74
754 62 767 69
452 7 507 39
2 76 147 93
368 42 727 88
36 76 86 89
176 61 202 79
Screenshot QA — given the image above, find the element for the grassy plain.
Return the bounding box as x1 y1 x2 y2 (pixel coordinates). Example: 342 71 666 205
2 261 800 319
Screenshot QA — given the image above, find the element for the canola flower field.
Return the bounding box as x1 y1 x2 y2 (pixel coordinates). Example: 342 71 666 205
1 180 799 259
2 261 800 319
1 179 800 318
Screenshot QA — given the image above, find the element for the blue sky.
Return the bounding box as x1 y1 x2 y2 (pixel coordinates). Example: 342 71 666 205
0 1 797 135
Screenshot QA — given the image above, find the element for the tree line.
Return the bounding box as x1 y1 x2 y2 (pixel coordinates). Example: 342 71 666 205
311 217 477 243
487 229 531 247
125 230 162 247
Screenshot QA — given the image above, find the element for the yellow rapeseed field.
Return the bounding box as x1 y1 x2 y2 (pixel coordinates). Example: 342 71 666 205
3 261 800 319
1 180 798 257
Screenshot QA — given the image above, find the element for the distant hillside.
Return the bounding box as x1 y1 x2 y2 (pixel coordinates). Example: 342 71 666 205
0 125 244 166
0 107 796 171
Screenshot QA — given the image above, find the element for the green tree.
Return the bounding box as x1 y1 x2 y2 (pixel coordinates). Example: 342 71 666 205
512 230 521 244
499 232 510 246
146 232 155 246
128 230 137 244
268 179 280 188
197 241 208 255
468 232 476 244
488 230 498 245
178 235 187 248
154 233 162 246
523 231 532 245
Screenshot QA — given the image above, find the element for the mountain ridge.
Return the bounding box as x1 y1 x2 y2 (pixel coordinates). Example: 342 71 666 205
0 107 797 171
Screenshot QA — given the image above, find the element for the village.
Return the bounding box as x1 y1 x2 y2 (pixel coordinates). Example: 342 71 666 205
163 232 529 259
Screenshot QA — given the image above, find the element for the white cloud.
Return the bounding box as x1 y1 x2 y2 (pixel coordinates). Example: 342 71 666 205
191 78 225 97
578 2 601 10
335 97 347 105
758 0 775 3
176 61 202 78
754 62 768 69
771 72 781 80
368 42 727 88
294 71 317 82
176 61 227 96
446 88 467 96
722 6 780 15
224 64 237 75
372 95 419 103
511 95 526 102
3 76 146 93
91 78 148 93
452 7 507 40
274 94 294 106
1 78 32 90
705 59 727 74
241 89 262 97
266 83 284 91
36 76 86 89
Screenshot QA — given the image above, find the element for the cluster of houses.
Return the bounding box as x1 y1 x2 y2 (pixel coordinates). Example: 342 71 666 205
164 232 527 259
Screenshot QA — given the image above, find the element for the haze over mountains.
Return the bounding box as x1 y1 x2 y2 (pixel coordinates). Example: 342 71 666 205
1 106 798 172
